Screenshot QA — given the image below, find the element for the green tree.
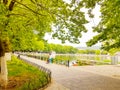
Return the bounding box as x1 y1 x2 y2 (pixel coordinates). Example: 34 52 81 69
80 0 120 52
43 43 78 54
0 0 88 86
33 39 44 51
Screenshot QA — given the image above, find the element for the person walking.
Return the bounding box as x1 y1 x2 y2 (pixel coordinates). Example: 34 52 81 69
49 53 53 63
47 51 56 64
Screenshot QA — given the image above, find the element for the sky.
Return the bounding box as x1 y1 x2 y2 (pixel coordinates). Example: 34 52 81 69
44 4 101 47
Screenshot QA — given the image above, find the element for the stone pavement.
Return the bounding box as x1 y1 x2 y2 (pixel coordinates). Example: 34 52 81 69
44 80 70 90
20 55 120 90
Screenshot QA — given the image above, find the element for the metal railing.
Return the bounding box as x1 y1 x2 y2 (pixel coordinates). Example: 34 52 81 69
17 52 120 66
18 55 51 90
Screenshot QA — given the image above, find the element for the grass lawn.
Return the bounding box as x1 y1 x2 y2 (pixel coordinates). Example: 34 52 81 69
4 55 49 90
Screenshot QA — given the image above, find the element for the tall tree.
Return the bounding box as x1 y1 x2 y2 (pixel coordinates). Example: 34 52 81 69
0 0 88 87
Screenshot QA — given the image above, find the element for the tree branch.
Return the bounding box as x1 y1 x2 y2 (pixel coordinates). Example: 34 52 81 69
30 0 35 4
9 0 15 11
14 0 46 16
6 13 27 17
3 0 8 5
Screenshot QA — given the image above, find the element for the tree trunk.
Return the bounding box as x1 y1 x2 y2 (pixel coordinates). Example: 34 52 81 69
0 39 8 88
0 57 1 75
0 55 8 88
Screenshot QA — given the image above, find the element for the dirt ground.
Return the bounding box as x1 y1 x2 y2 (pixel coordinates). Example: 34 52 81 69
0 76 29 90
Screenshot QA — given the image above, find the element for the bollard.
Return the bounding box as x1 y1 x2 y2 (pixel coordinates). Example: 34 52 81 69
67 60 69 67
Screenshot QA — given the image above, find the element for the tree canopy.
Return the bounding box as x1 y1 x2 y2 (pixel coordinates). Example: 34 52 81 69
43 43 78 54
0 0 88 52
82 0 120 52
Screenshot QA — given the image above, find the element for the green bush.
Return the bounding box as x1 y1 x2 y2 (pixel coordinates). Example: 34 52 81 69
77 60 91 66
103 59 111 63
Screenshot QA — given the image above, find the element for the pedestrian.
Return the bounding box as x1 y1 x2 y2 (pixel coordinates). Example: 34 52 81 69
47 51 56 64
48 53 53 63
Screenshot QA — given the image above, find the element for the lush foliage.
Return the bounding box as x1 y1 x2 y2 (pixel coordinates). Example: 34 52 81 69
7 55 49 90
12 36 45 51
79 0 120 52
0 0 88 52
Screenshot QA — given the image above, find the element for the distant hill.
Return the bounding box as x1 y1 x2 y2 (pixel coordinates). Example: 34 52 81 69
76 46 101 50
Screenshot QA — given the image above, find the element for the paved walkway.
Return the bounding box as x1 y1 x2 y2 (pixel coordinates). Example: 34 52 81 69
20 55 120 90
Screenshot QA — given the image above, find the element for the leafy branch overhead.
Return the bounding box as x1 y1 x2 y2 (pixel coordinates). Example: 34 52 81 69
83 0 120 51
0 0 89 46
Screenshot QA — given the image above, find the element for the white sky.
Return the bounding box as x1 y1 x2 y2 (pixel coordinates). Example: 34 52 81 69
44 4 101 47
